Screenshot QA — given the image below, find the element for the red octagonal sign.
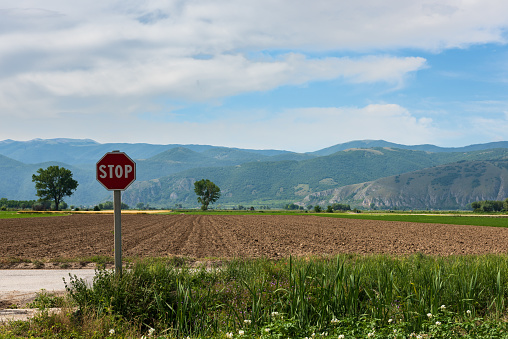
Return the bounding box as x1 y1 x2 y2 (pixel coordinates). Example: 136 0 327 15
96 151 136 190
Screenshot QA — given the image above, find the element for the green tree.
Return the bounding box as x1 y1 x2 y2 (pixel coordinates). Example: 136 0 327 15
99 201 129 210
32 166 78 211
194 179 221 211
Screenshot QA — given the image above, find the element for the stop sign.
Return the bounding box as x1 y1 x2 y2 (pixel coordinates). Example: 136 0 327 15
96 151 136 190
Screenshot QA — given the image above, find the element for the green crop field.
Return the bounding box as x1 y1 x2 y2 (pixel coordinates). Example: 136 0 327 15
0 210 69 219
320 212 508 228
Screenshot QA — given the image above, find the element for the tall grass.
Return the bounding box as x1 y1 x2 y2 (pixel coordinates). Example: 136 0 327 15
65 254 508 337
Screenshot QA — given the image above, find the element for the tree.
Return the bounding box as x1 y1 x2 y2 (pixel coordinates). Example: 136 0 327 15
32 166 78 211
194 179 221 211
99 201 129 210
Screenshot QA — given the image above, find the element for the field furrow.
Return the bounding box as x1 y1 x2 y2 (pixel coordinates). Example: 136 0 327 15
2 214 508 262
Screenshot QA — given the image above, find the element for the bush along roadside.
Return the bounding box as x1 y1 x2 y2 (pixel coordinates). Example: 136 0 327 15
4 254 508 338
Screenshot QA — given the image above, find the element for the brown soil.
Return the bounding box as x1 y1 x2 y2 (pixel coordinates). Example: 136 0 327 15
2 214 508 266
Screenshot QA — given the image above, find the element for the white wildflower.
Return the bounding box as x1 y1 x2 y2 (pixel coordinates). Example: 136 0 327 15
338 335 345 339
271 311 279 317
388 318 393 323
436 321 441 326
109 329 115 336
427 313 432 318
367 332 375 338
331 318 339 324
265 328 270 333
466 309 472 315
148 328 155 336
393 329 397 333
226 332 233 338
440 305 446 310
238 330 245 336
244 319 251 324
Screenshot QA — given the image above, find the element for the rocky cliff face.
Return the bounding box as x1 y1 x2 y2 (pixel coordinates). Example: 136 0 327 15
300 160 508 210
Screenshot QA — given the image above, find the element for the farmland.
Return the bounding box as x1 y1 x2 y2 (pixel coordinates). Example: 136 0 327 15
3 213 508 338
2 214 508 263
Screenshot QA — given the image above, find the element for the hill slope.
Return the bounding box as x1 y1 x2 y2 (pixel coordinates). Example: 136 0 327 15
122 148 508 208
312 140 508 156
300 160 508 210
0 139 291 165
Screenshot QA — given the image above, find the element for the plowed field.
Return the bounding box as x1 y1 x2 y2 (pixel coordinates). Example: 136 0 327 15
2 214 508 261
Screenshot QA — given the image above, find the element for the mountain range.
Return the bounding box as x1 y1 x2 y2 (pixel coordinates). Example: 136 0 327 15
0 138 507 210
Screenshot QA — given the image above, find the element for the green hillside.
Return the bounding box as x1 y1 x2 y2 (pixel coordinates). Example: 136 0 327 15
2 140 508 209
122 148 508 208
135 147 312 181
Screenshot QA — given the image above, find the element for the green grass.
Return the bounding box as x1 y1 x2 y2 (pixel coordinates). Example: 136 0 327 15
5 254 508 338
319 213 508 228
0 210 69 219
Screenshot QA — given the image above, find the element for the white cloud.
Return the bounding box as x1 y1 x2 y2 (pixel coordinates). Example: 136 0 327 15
1 0 507 147
2 0 507 54
0 54 425 104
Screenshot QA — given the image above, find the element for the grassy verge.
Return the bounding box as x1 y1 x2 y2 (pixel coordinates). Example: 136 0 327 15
0 211 70 219
318 213 508 228
3 254 508 338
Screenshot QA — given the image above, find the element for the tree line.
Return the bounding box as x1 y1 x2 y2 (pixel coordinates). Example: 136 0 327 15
471 199 508 212
0 198 37 210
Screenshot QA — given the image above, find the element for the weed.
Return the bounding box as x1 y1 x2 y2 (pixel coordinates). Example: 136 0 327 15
27 289 66 309
5 254 508 338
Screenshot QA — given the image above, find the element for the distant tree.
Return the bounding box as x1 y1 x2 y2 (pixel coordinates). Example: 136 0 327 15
100 201 130 210
284 203 300 210
136 202 145 210
331 203 351 211
32 166 78 211
472 199 505 212
313 205 322 213
194 179 221 211
0 198 37 210
33 201 51 211
326 205 333 213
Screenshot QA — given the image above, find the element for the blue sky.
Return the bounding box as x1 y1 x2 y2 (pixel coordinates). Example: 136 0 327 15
0 1 507 152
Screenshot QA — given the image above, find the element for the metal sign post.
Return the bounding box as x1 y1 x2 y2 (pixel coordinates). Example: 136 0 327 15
96 151 136 276
114 190 122 275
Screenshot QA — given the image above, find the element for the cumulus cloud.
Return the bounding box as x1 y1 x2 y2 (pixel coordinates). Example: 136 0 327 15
1 0 507 147
0 54 425 106
2 0 507 54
